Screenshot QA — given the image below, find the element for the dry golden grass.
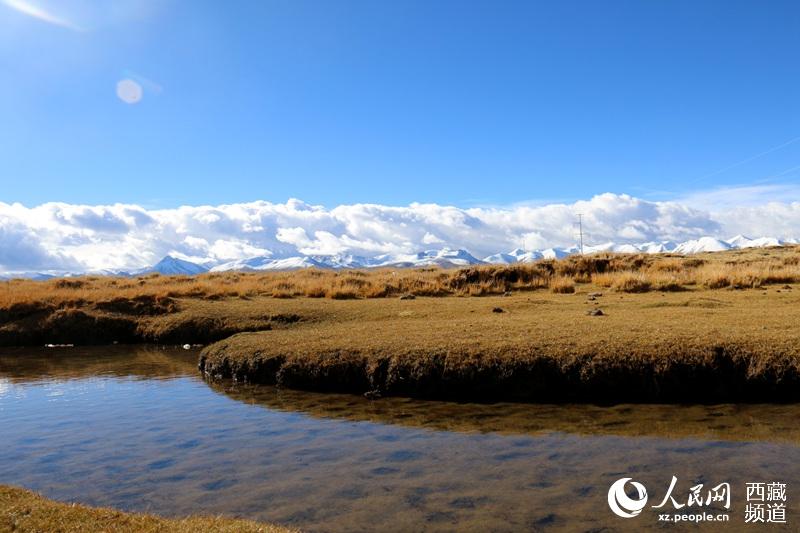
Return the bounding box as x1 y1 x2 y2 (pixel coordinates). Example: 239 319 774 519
1 246 797 311
696 263 799 289
197 276 800 401
549 275 575 293
0 485 295 533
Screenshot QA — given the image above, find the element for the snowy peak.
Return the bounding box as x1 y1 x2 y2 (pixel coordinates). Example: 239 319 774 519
482 252 518 265
540 248 570 260
673 237 731 254
726 234 753 248
416 248 483 266
211 255 330 271
211 256 276 272
479 235 789 267
726 235 785 249
207 248 485 272
136 256 209 276
639 241 678 253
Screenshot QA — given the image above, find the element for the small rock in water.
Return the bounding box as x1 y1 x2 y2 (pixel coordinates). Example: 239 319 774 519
364 390 382 400
399 294 416 300
492 307 505 313
586 309 604 316
588 292 603 298
182 344 191 350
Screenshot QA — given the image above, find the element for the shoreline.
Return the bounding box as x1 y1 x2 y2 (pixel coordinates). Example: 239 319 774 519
199 335 800 403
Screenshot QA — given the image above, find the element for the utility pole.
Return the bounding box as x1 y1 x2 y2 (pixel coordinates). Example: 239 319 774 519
577 214 584 255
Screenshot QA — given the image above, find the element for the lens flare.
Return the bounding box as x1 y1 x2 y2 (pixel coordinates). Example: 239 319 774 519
116 79 143 104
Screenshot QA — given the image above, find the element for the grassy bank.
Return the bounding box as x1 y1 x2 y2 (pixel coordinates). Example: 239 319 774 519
3 247 800 401
198 284 800 402
0 485 294 533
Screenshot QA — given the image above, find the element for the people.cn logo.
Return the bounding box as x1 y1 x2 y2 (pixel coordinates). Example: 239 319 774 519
608 478 649 518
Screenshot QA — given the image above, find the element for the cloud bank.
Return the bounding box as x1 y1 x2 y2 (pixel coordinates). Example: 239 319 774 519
1 193 799 273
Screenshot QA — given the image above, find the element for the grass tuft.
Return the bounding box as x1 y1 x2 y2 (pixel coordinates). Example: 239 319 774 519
0 484 296 533
549 276 575 293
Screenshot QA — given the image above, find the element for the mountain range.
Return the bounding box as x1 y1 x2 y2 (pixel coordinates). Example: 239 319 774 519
1 235 797 279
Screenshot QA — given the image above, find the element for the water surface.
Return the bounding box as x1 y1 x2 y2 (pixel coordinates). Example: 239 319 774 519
1 346 798 531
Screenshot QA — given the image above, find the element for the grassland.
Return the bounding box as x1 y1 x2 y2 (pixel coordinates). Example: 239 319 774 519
2 246 800 401
0 485 294 533
1 246 798 307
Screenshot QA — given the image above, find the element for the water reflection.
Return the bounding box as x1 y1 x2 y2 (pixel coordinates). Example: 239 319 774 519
0 345 197 381
1 346 798 531
212 382 800 444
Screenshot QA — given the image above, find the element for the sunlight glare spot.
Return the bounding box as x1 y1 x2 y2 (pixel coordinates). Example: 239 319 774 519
116 79 143 104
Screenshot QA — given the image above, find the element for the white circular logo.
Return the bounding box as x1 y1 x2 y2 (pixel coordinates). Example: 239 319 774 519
608 477 648 518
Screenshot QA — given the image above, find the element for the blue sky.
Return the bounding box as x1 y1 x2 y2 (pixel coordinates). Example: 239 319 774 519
1 0 799 208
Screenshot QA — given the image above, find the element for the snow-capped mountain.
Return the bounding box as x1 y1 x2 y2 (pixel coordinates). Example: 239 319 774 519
539 247 571 260
133 256 209 276
372 248 483 268
726 234 754 248
0 271 59 281
210 248 483 272
725 235 787 249
673 237 731 254
204 235 794 273
1 236 795 278
211 256 329 272
483 249 525 264
638 241 679 253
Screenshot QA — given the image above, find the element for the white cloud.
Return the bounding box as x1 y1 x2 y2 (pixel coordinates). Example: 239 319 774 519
0 193 799 273
678 183 800 210
422 232 444 244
